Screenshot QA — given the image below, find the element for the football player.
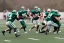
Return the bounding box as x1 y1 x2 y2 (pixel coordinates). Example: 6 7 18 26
45 9 61 35
39 8 51 33
18 6 27 33
29 6 41 33
2 10 20 37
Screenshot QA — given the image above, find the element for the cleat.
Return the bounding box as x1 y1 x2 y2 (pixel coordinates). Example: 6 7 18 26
49 31 52 33
36 31 38 34
57 30 61 34
39 31 45 33
2 31 5 36
24 32 27 33
54 32 57 34
57 31 61 34
15 34 20 37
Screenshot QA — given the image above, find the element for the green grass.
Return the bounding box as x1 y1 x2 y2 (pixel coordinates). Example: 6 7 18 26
0 19 64 43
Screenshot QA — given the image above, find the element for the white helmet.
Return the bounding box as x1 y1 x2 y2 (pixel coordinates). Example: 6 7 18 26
21 6 25 9
55 10 59 12
47 8 51 11
12 10 16 12
52 9 55 11
34 6 38 8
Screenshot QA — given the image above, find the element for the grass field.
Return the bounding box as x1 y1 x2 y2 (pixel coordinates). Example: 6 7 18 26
0 19 64 43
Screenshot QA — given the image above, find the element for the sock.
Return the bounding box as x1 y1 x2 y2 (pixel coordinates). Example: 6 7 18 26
14 28 17 34
53 26 57 32
17 29 20 32
36 25 39 31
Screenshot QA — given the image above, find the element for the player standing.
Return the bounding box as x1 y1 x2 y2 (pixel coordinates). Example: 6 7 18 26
29 6 41 33
18 6 27 33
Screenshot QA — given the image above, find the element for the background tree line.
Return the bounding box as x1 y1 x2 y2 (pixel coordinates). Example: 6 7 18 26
0 0 64 11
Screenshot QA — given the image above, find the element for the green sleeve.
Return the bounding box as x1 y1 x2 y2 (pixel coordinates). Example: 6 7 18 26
31 10 35 14
45 12 49 16
53 13 61 17
25 10 28 14
57 14 61 17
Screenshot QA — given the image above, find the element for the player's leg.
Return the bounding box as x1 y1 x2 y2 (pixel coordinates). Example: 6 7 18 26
39 25 46 33
11 22 20 37
53 26 61 34
45 21 52 35
51 22 59 34
56 22 61 33
29 20 36 31
36 19 40 33
45 25 51 35
39 21 47 33
2 28 10 36
20 20 27 33
2 21 12 36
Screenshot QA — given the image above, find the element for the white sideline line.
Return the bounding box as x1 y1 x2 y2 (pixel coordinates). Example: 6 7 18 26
54 37 64 40
4 40 11 42
28 38 40 40
28 38 34 39
54 37 59 38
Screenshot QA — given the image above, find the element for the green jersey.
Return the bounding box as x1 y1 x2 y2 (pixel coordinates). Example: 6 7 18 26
52 11 61 22
45 12 49 16
52 13 61 26
7 12 17 22
18 10 27 19
31 10 41 20
45 12 53 21
45 11 59 21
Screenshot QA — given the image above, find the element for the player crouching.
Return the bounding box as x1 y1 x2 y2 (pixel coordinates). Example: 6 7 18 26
2 10 20 37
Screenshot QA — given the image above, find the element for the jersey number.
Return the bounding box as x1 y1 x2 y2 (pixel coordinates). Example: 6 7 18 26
8 14 12 19
48 13 52 18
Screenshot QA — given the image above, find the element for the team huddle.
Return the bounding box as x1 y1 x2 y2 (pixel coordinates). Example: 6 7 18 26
2 6 61 37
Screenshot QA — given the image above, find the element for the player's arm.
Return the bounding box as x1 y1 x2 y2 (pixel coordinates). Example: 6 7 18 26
16 12 21 20
54 16 61 21
16 17 19 21
30 13 34 17
40 13 46 20
15 15 19 21
17 12 22 19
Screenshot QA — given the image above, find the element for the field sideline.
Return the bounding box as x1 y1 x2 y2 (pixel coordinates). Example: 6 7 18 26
0 19 64 43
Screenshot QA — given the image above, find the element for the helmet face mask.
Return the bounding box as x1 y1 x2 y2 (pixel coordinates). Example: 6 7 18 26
35 8 38 12
34 6 38 12
21 8 25 11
